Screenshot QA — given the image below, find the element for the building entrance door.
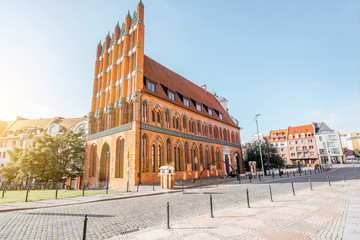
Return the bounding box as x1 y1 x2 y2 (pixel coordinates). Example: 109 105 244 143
225 155 230 174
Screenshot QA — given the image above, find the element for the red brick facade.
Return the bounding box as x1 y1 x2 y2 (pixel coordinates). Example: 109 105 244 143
84 2 243 189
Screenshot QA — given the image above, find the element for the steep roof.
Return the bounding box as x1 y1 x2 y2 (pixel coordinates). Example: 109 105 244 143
6 118 54 132
53 117 88 130
313 122 332 134
0 121 12 134
143 55 238 128
269 129 288 142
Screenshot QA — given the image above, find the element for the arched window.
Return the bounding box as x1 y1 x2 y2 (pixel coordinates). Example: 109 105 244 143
197 120 201 135
199 144 204 169
214 127 219 140
152 144 156 172
205 146 210 167
211 147 215 167
158 144 163 170
185 142 189 170
209 125 213 138
189 119 195 133
223 129 227 141
216 148 221 169
300 133 305 138
191 145 198 171
142 134 148 172
151 110 156 122
227 130 230 142
142 100 148 122
115 139 124 178
183 116 187 132
90 144 97 177
219 127 222 140
166 139 171 165
236 133 240 144
156 111 161 124
172 114 180 130
231 132 235 143
165 109 170 128
174 145 181 171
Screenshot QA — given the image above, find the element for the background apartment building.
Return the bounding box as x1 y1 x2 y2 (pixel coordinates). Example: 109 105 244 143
0 116 88 166
340 132 360 150
314 122 343 164
268 129 290 165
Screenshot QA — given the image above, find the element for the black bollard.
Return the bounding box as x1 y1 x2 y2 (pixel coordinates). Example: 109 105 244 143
82 214 88 240
210 194 214 218
272 172 275 179
2 186 5 199
287 171 289 178
310 169 312 175
269 185 273 202
167 202 170 229
82 183 85 197
238 174 241 184
246 189 250 208
25 187 29 202
293 171 295 177
300 170 302 176
291 181 295 196
327 175 331 186
153 179 155 191
55 184 58 199
182 179 184 190
305 170 307 175
137 184 139 192
309 178 313 191
342 172 346 182
259 174 261 182
249 177 252 183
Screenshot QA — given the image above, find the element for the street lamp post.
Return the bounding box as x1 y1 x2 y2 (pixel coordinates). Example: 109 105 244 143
255 114 265 179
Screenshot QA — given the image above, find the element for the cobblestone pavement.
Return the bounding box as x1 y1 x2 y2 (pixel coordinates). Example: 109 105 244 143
114 175 360 239
0 164 358 239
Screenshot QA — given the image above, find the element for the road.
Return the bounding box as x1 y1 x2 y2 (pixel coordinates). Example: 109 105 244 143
0 164 358 239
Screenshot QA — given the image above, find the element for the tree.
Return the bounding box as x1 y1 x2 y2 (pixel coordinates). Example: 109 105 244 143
244 141 285 174
1 127 85 186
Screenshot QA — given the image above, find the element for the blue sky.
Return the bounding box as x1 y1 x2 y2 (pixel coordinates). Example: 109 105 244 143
0 0 359 142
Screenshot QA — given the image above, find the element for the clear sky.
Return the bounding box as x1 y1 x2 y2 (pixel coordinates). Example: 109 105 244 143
0 0 359 142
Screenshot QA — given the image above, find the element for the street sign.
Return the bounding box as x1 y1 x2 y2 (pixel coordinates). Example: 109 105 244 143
346 150 354 156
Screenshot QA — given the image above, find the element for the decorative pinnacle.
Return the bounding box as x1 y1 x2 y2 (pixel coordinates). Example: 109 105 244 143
139 0 144 6
98 40 102 46
107 31 110 37
116 21 120 28
127 10 131 18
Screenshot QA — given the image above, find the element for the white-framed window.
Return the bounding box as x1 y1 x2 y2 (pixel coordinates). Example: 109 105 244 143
297 153 301 158
319 136 322 141
328 142 335 147
308 139 313 143
289 135 293 139
208 108 213 116
196 103 202 111
183 98 190 107
300 133 305 138
295 134 299 138
168 90 175 101
281 148 285 151
290 147 294 150
146 80 157 92
291 153 295 157
310 152 315 156
331 148 340 154
219 113 223 120
289 141 293 145
323 142 326 148
280 143 285 146
329 135 337 140
301 140 306 144
282 154 286 157
281 137 284 140
307 133 312 137
274 133 277 136
309 145 314 149
275 138 278 141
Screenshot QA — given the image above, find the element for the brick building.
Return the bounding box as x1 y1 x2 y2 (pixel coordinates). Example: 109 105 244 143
84 2 243 189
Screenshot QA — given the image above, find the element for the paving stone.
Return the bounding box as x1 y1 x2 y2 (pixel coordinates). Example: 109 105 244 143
210 225 247 237
265 230 310 240
287 221 324 235
134 229 171 240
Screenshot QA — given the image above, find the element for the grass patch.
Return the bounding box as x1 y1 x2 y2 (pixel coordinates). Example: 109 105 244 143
0 189 123 204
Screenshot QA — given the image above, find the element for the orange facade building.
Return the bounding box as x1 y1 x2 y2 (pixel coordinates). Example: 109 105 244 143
84 2 243 189
268 129 290 164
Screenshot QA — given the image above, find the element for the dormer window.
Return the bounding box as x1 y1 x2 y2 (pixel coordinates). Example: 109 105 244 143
183 98 190 107
208 109 213 116
219 113 223 120
168 90 175 101
289 135 293 139
274 133 277 136
146 79 157 93
196 103 202 111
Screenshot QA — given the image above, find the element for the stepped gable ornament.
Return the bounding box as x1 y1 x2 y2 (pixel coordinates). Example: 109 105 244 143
120 23 126 37
131 11 138 28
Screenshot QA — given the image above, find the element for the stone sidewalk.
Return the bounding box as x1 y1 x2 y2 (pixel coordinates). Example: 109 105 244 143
112 178 360 240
